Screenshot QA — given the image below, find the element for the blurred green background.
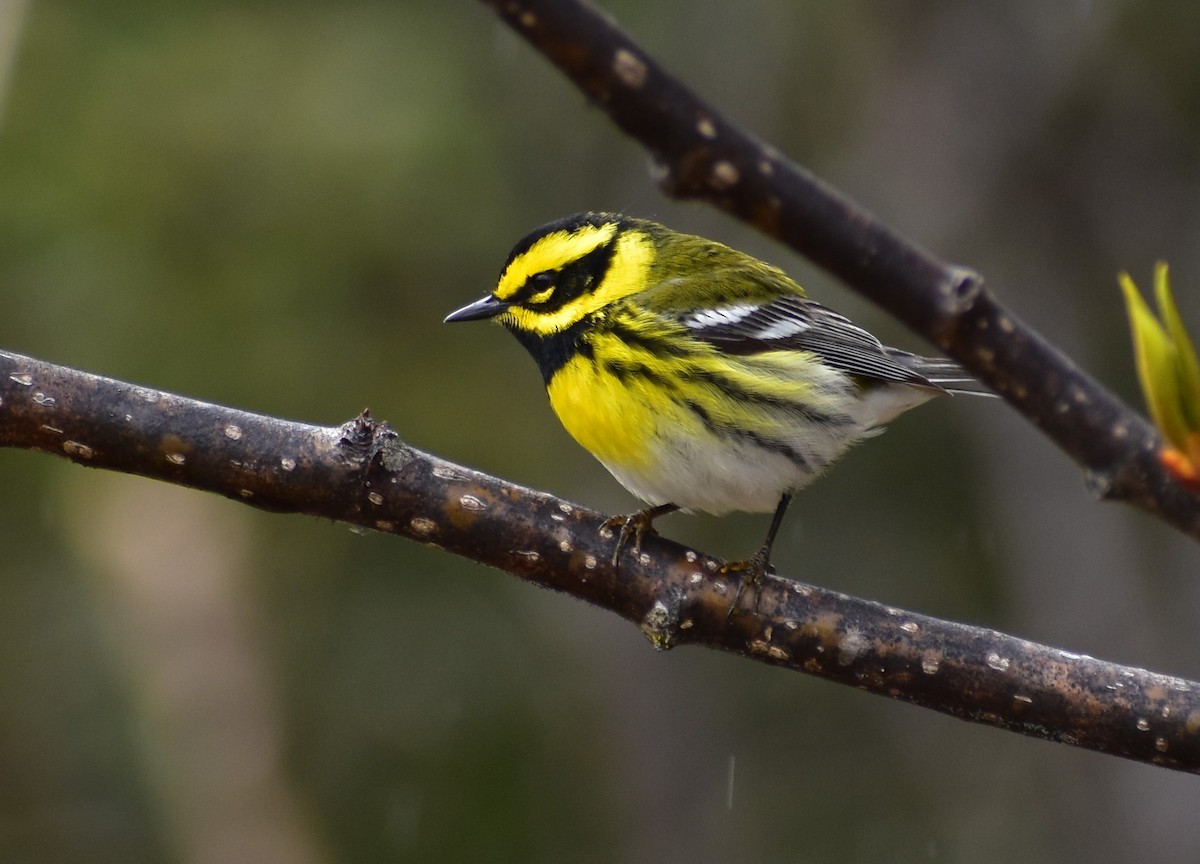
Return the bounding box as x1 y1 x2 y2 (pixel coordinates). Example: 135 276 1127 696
2 1 1200 862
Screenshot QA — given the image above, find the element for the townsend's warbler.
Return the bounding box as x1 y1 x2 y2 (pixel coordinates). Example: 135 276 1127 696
446 213 986 601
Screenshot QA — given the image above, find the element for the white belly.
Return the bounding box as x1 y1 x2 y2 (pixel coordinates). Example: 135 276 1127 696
594 380 939 515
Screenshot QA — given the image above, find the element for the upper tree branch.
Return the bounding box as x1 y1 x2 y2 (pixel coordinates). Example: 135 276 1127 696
481 0 1200 538
3 347 1200 774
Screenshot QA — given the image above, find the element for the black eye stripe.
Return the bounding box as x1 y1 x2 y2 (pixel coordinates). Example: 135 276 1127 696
521 239 616 312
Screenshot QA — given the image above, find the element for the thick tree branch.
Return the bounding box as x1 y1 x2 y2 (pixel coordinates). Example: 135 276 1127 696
480 0 1200 538
3 347 1200 773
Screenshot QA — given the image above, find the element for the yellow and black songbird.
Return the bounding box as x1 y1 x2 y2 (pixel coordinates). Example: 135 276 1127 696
446 213 987 599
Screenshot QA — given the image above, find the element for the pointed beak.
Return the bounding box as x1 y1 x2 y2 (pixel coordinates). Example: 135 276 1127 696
444 294 510 323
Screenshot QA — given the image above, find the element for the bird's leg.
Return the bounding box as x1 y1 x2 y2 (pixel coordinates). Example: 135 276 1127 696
725 493 793 618
602 503 680 566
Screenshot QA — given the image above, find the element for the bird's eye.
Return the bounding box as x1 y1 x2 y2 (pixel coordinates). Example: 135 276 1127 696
527 272 556 303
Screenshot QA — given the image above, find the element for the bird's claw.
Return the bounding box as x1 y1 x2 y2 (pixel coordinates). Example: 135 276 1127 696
722 547 774 620
601 510 659 566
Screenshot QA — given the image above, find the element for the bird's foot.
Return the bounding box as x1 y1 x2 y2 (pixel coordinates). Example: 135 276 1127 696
601 503 678 566
721 546 774 620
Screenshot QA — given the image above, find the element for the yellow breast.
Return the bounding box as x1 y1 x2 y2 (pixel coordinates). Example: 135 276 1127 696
546 353 663 471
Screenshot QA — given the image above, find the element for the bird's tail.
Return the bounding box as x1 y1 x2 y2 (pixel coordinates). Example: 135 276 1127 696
887 351 995 397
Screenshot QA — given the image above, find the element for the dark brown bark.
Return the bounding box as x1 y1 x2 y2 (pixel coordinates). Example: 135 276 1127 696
3 347 1198 773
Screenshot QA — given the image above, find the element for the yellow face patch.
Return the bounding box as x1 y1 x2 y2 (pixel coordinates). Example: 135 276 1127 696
495 222 617 302
499 227 656 336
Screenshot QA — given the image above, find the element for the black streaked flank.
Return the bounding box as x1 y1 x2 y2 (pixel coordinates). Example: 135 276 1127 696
606 316 694 358
682 399 814 470
597 354 673 389
688 369 855 428
605 314 854 428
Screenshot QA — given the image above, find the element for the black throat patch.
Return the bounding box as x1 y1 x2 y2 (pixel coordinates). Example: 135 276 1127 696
508 318 592 386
